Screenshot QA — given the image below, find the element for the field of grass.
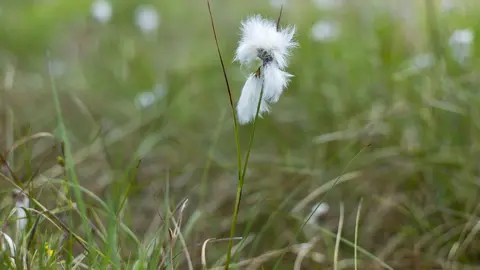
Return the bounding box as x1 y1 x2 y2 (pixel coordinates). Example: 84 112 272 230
1 0 480 269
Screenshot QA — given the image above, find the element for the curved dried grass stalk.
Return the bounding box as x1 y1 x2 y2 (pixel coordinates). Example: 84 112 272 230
201 238 216 269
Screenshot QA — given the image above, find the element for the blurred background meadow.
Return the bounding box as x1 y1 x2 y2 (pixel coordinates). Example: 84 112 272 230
1 0 480 269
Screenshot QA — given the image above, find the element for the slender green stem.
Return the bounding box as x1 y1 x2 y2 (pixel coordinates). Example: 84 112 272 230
205 2 244 268
227 80 264 267
241 82 264 180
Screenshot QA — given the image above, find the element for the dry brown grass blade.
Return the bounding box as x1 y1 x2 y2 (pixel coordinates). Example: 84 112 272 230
449 202 480 260
275 5 283 31
210 240 325 270
169 210 193 270
201 238 216 269
173 198 189 238
293 236 321 270
7 132 55 154
334 202 345 270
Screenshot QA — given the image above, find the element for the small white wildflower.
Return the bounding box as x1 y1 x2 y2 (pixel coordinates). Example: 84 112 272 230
135 91 156 109
91 0 112 24
134 5 160 34
312 0 341 10
134 84 167 109
0 231 16 257
306 202 329 225
440 0 455 12
269 0 288 9
13 189 29 233
234 15 298 124
311 20 339 42
449 29 474 64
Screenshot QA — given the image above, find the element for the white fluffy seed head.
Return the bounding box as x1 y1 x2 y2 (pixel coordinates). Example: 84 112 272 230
234 15 297 70
306 202 330 224
134 5 160 33
91 0 112 23
236 74 270 125
13 189 29 232
262 64 293 103
234 15 297 124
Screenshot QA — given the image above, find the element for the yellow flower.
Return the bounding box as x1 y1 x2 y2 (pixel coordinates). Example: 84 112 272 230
44 243 54 257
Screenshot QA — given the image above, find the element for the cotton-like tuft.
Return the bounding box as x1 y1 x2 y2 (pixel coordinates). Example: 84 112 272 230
13 189 29 233
234 15 297 124
236 74 270 125
307 202 329 225
234 15 297 69
262 64 292 103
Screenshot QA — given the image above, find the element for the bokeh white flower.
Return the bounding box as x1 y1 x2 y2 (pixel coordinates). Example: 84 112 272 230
306 202 329 225
91 0 112 24
440 0 456 12
234 15 298 124
134 84 167 109
134 5 160 34
449 28 474 64
135 91 156 109
311 20 339 42
269 0 288 9
312 0 341 10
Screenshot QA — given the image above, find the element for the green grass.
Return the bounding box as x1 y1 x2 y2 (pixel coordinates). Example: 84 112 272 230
1 0 480 269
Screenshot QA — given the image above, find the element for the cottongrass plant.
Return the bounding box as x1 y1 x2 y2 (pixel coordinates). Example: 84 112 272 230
234 15 298 124
12 189 29 234
207 2 297 269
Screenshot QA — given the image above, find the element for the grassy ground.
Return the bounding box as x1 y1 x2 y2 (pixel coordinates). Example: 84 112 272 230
1 0 480 269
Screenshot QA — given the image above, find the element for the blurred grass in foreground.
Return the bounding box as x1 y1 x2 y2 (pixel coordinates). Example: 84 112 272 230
1 0 480 269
